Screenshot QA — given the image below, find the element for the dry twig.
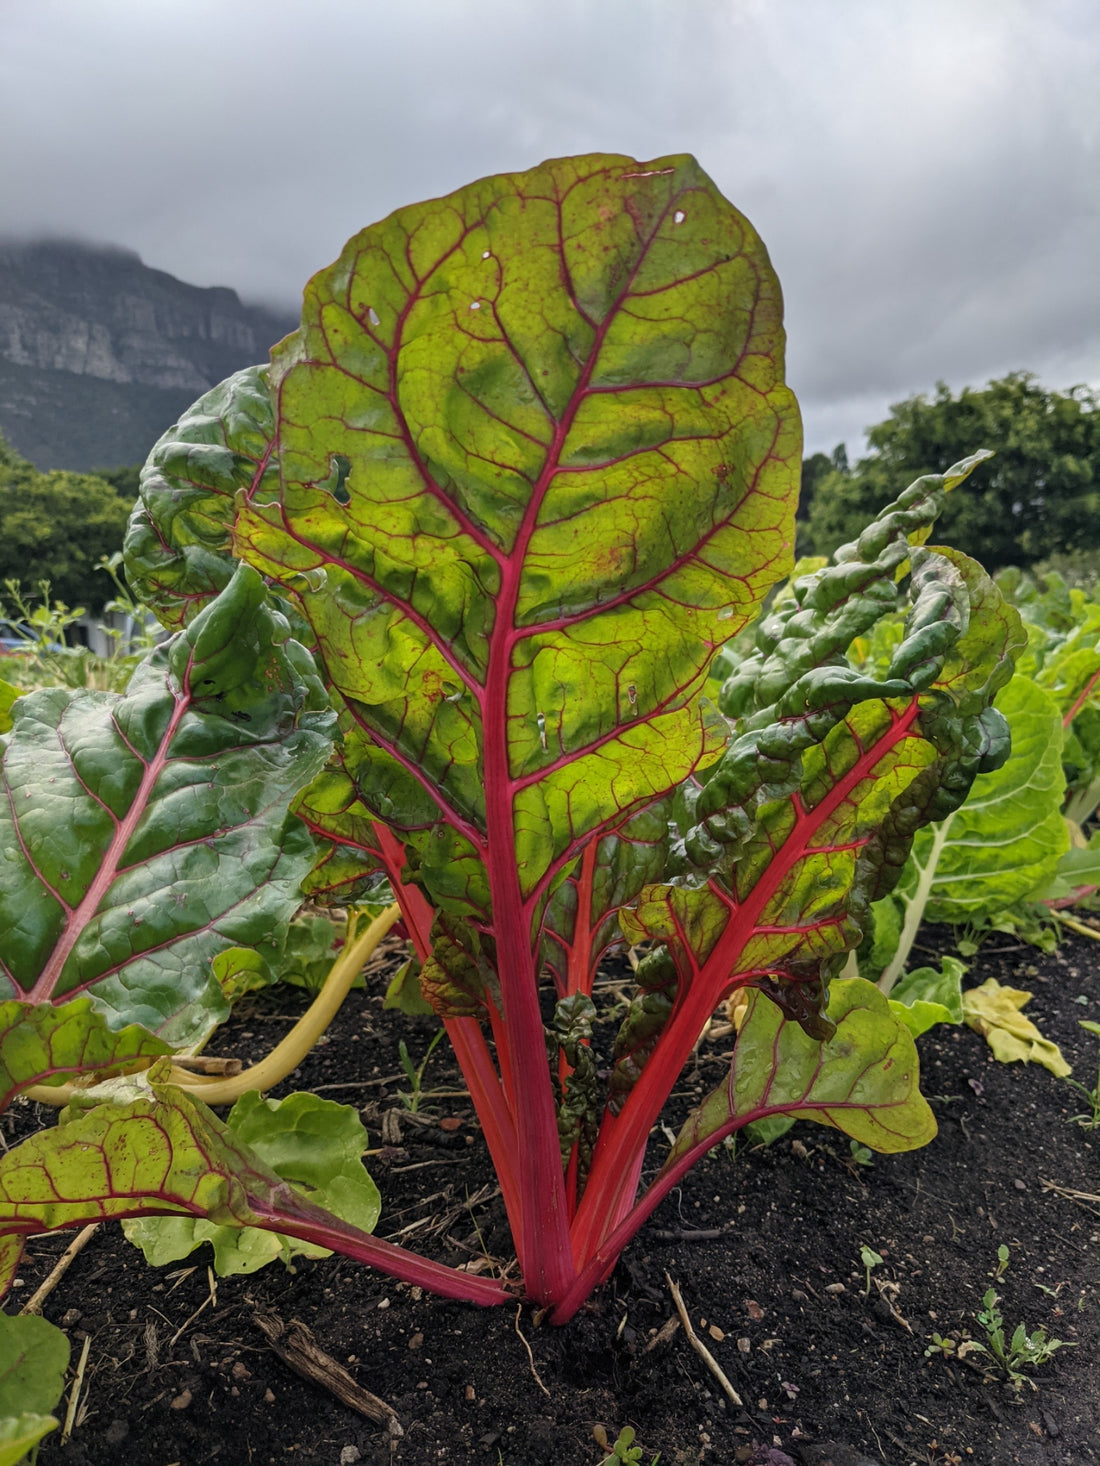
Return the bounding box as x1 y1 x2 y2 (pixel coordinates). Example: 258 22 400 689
19 1224 99 1316
60 1333 91 1446
665 1271 744 1407
1040 1178 1100 1214
254 1311 403 1436
168 1267 218 1347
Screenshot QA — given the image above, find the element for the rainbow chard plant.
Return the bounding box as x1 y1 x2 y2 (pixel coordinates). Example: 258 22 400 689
0 155 1018 1323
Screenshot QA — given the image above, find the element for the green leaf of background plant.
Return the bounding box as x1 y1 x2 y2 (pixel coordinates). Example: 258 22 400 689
888 956 966 1038
1030 830 1100 901
0 1413 60 1466
0 565 334 1047
0 1313 70 1418
885 674 1067 928
122 1090 380 1275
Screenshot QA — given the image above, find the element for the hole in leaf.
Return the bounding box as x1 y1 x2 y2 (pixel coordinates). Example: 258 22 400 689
368 306 381 326
318 453 352 505
482 250 491 260
673 210 686 225
469 300 482 311
627 684 638 706
536 711 547 751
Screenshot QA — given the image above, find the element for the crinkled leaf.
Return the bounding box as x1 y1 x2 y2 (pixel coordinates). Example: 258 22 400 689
0 565 334 1046
227 153 799 901
889 956 966 1039
662 979 935 1169
418 913 499 1020
962 978 1071 1076
0 1413 59 1466
0 999 171 1111
122 1090 379 1275
611 490 1015 1107
124 367 278 630
0 1313 70 1417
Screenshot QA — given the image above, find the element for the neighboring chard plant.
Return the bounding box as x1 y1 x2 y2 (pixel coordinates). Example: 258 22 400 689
0 154 1018 1323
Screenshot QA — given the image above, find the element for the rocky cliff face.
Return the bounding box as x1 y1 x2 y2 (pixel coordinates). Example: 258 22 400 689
0 240 297 469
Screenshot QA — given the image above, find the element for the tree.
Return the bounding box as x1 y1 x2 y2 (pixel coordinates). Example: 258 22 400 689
0 433 132 612
804 374 1100 571
799 442 848 520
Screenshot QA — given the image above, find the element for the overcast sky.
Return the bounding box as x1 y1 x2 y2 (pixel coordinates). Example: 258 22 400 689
2 0 1097 455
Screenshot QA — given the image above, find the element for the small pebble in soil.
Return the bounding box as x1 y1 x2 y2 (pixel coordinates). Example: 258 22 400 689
339 1449 362 1465
169 1389 192 1410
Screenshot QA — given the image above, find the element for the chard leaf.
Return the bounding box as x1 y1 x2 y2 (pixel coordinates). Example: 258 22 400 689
0 1313 70 1418
0 999 171 1110
124 367 277 630
0 1081 361 1253
888 956 966 1038
122 1090 380 1275
663 978 935 1168
0 565 334 1047
229 153 800 899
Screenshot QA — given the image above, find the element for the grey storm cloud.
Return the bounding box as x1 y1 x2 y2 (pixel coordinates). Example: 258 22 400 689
2 0 1097 454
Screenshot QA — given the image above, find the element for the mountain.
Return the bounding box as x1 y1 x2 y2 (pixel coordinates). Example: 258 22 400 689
0 240 298 470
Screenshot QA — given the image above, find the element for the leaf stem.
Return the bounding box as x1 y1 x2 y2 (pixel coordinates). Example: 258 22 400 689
25 904 402 1108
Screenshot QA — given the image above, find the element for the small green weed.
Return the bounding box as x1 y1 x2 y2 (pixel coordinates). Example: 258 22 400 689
971 1288 1075 1389
397 1029 446 1113
859 1243 883 1296
1066 1020 1100 1129
597 1425 660 1465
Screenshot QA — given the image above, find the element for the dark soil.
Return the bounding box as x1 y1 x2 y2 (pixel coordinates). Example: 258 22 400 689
8 928 1100 1466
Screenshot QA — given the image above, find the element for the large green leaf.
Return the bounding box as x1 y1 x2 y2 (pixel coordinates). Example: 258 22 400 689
232 153 800 898
0 1314 70 1419
662 978 935 1169
0 565 334 1046
122 1090 380 1274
